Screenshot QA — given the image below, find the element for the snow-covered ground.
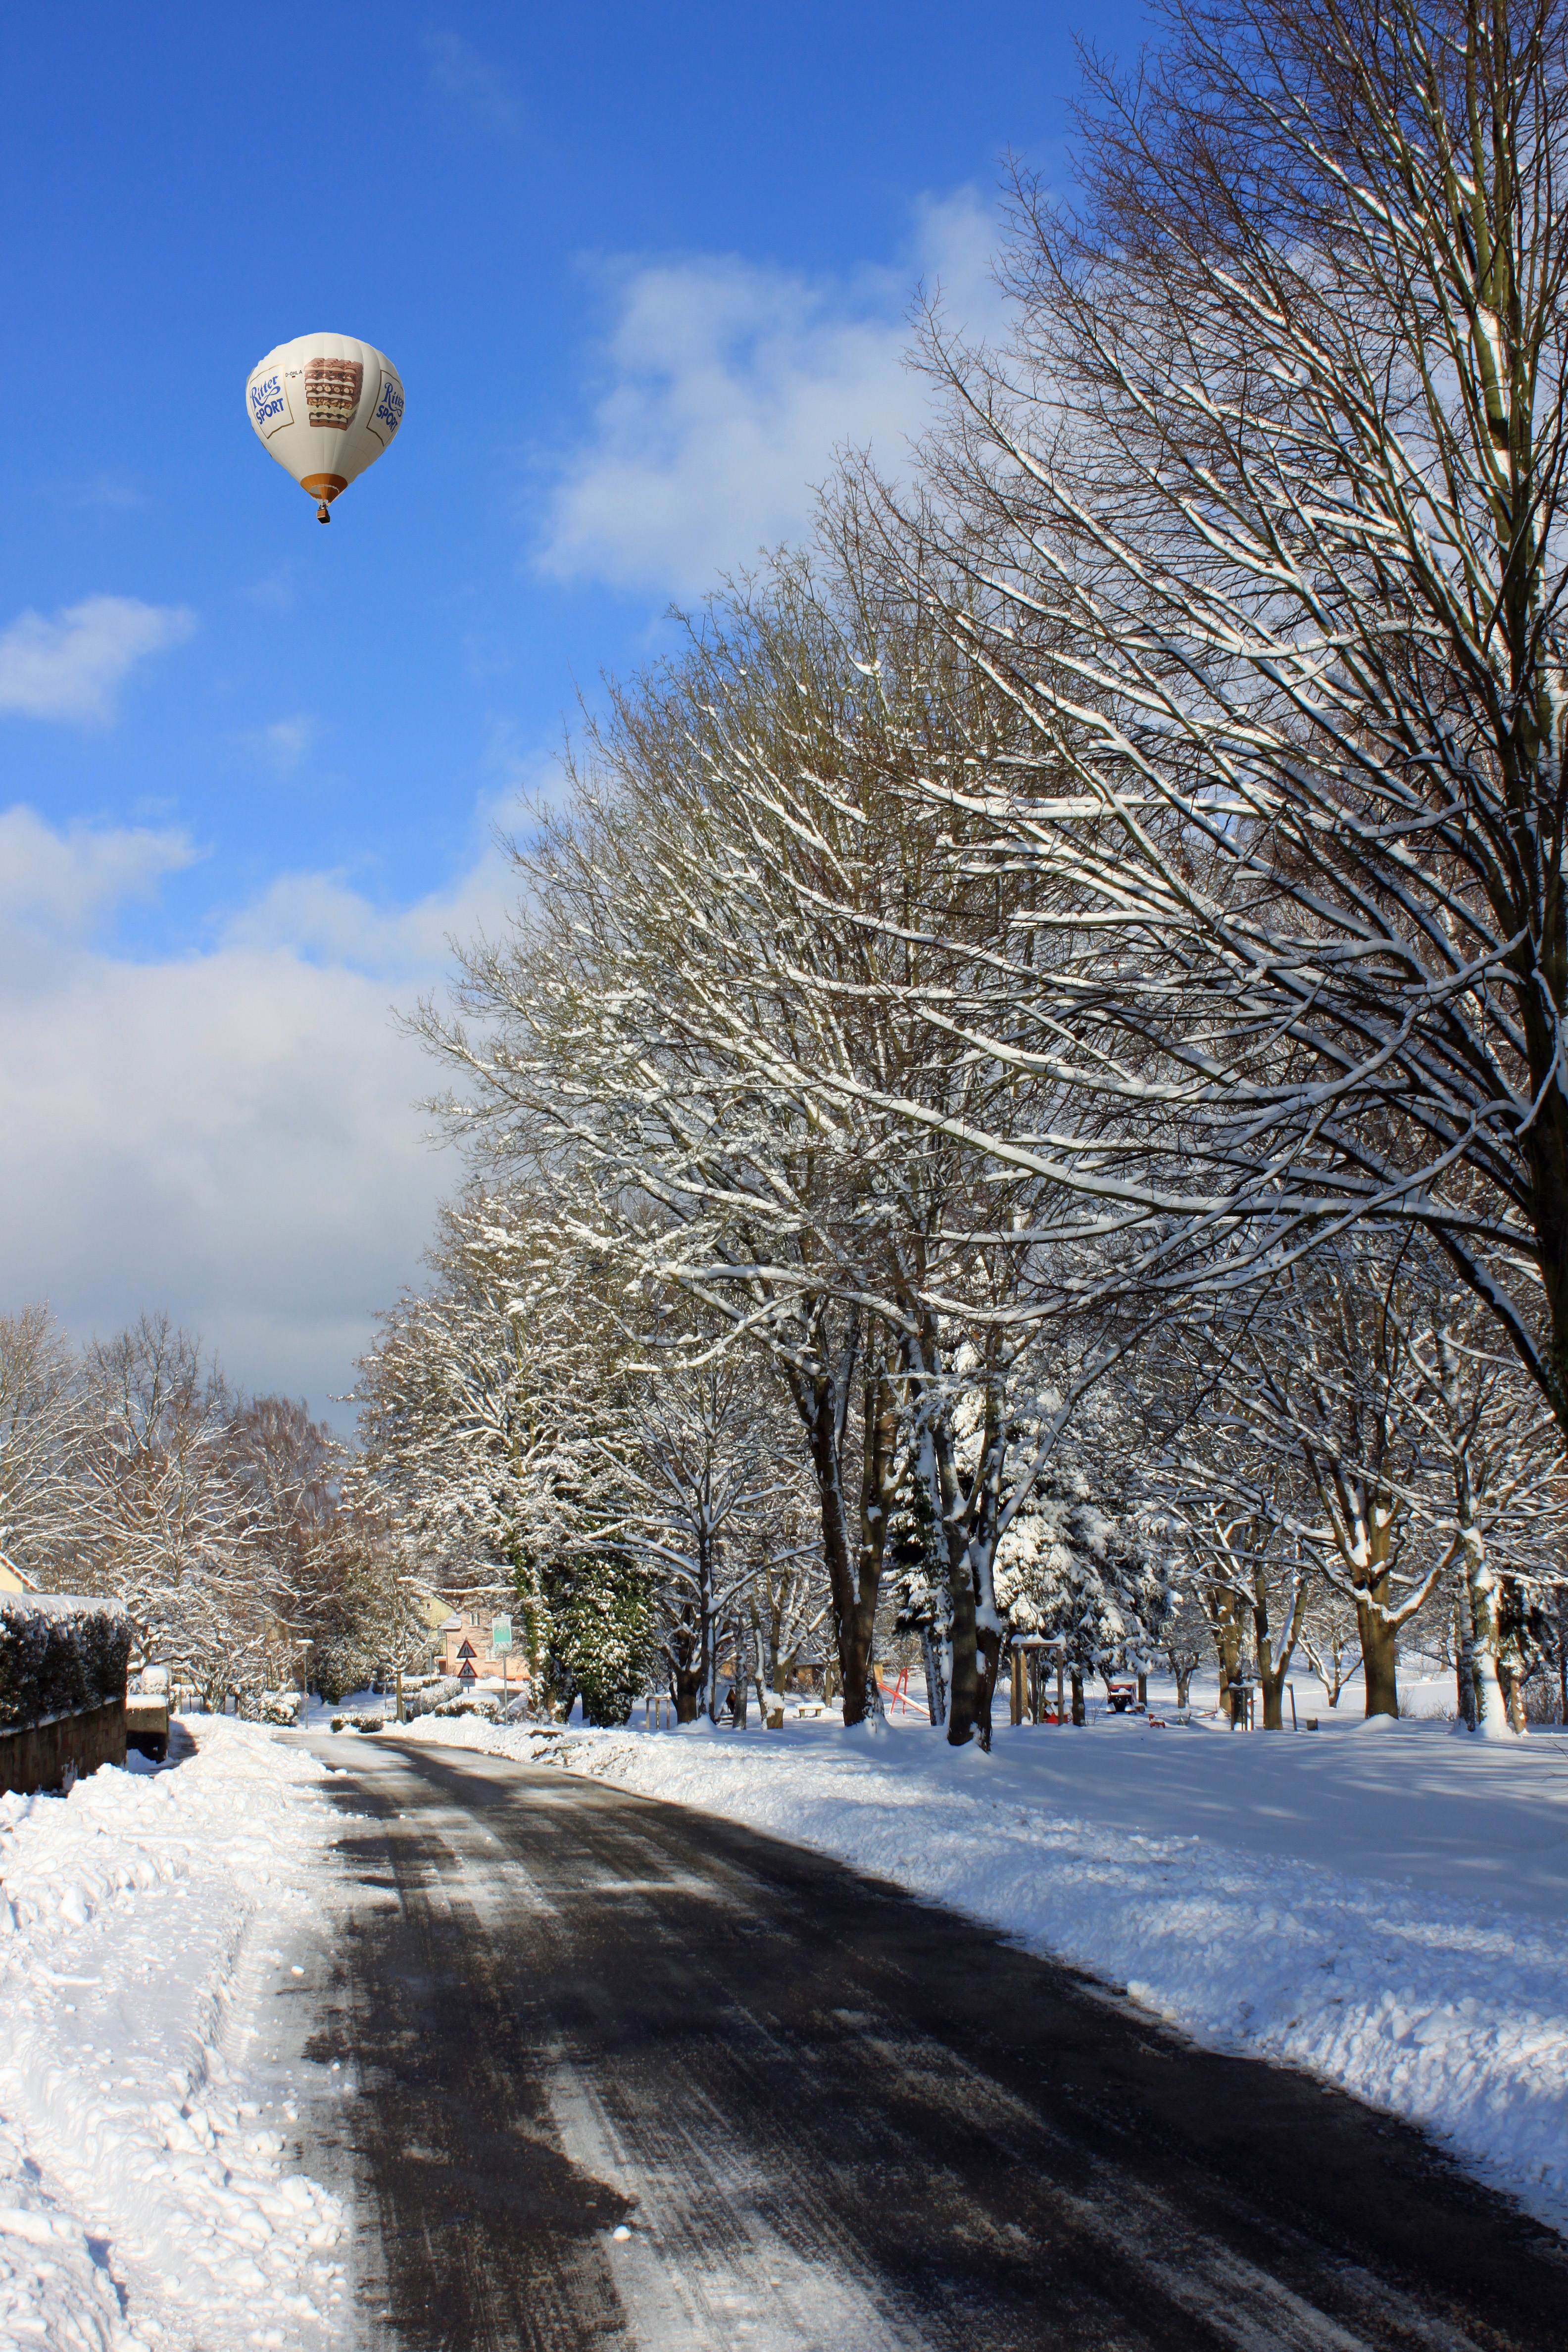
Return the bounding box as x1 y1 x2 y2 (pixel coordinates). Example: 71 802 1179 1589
0 1718 353 2352
399 1695 1568 2237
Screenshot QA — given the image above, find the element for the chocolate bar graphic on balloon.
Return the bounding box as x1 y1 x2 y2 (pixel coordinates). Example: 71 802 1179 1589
305 356 364 430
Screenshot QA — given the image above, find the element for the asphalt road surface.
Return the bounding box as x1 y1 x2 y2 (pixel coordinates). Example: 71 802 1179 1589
298 1734 1567 2352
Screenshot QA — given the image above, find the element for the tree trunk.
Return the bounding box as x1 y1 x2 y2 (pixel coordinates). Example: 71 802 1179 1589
798 1375 866 1724
922 1629 948 1727
1207 1587 1241 1697
1070 1667 1085 1726
1460 1527 1512 1737
923 1411 981 1747
730 1623 748 1727
975 1626 1001 1748
844 1348 901 1727
1434 1327 1514 1735
1256 1561 1310 1732
1354 1582 1399 1718
1455 1592 1476 1728
945 1535 980 1746
1174 1662 1192 1706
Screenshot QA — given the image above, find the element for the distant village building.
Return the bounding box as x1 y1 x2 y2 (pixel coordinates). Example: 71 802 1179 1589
437 1605 524 1687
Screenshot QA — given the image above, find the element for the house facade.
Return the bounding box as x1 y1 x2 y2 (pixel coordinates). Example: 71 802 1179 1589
437 1605 525 1689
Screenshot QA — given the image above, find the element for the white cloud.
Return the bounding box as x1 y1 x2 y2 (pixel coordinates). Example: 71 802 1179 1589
0 806 198 940
67 473 145 512
237 713 319 775
0 806 517 1425
423 28 521 134
536 191 1004 596
0 595 196 723
221 822 517 976
244 566 295 614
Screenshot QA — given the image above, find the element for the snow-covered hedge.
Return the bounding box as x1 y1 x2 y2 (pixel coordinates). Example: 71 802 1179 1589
400 1676 460 1720
0 1593 132 1729
431 1690 499 1719
256 1689 303 1726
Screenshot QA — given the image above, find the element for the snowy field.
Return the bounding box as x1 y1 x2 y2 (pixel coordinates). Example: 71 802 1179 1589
0 1718 352 2352
401 1696 1568 2238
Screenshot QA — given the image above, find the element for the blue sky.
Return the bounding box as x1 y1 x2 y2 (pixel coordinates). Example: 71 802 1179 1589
0 0 1150 1422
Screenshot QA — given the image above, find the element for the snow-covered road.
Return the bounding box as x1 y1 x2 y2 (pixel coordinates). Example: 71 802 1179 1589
403 1703 1568 2238
4 1698 1565 2350
0 1719 353 2352
294 1730 1568 2352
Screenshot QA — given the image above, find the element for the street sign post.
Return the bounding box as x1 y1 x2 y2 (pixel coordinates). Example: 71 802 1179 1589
493 1616 512 1703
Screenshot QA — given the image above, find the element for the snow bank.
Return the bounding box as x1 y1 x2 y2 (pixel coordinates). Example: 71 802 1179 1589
401 1707 1568 2235
0 1716 350 2349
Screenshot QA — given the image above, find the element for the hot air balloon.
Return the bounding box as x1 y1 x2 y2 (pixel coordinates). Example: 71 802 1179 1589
245 333 404 522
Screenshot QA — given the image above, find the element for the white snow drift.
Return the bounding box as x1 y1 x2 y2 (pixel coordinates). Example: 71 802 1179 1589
0 1718 351 2351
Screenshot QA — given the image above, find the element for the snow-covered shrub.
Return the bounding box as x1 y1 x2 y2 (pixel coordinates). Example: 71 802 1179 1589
400 1675 459 1720
0 1593 132 1728
432 1690 499 1718
257 1689 303 1726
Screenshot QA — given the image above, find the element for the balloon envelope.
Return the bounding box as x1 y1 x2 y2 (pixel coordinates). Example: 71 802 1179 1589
245 333 404 515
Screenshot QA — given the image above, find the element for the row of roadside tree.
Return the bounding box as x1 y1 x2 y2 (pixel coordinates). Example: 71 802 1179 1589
357 0 1568 1743
10 0 1568 1743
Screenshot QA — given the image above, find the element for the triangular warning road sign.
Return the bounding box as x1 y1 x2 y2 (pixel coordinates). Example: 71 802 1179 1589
457 1639 477 1659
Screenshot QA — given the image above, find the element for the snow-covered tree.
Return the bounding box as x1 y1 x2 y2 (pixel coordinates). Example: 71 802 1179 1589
1299 1591 1362 1712
356 1189 631 1688
69 1316 267 1695
745 1496 833 1714
601 1355 806 1721
1156 1235 1564 1730
992 1371 1174 1724
1395 1297 1567 1734
825 0 1568 1475
411 558 1083 1741
0 1304 80 1588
